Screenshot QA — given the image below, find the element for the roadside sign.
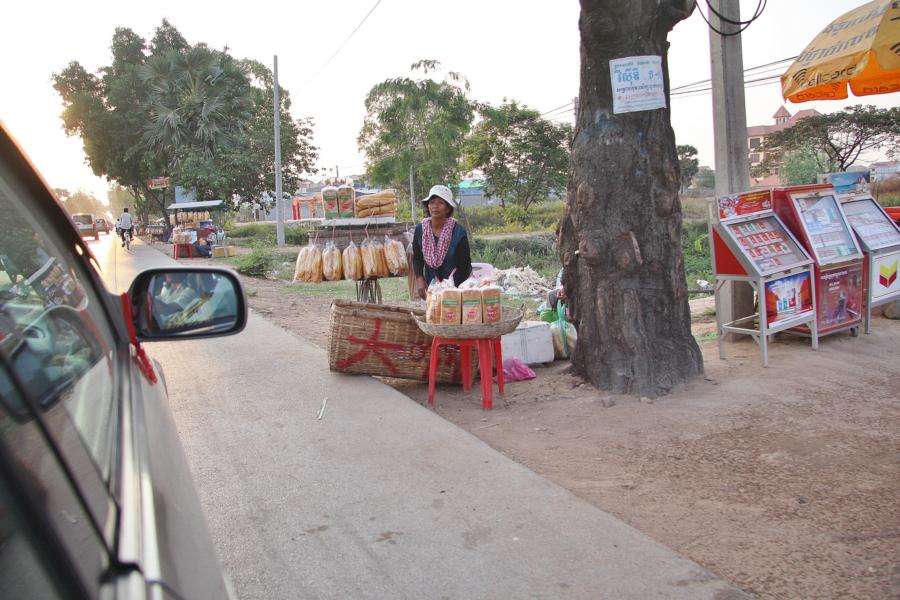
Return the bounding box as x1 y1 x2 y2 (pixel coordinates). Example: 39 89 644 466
147 176 171 190
609 55 666 114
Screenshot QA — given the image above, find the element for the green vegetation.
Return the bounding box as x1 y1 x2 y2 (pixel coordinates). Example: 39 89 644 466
681 220 713 289
231 242 277 277
226 223 309 245
874 178 900 208
465 201 565 235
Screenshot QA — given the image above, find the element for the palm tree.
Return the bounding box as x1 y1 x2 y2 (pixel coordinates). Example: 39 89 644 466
141 45 252 168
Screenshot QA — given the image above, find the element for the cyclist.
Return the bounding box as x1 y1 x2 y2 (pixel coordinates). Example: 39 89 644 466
118 207 134 248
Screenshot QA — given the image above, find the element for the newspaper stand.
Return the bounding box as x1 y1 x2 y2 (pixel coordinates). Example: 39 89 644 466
836 191 900 334
710 189 818 367
772 185 865 339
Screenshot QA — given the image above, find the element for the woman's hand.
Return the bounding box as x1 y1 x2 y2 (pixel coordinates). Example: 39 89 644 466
416 276 427 300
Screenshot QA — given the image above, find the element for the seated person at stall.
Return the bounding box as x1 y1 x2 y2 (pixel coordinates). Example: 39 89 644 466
412 184 472 299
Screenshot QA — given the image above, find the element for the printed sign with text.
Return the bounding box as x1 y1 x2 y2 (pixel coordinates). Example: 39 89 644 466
609 56 665 114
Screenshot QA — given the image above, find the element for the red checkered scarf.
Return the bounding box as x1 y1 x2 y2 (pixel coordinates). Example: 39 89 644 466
422 217 457 269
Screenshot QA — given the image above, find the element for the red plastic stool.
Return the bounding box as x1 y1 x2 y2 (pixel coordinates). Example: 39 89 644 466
427 336 504 410
173 243 195 258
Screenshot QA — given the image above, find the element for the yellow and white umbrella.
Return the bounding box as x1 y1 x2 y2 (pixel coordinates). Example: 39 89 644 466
781 0 900 103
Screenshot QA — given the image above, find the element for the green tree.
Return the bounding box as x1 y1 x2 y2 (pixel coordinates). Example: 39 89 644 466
107 184 137 216
63 190 105 215
693 166 715 189
358 60 474 202
756 105 900 175
52 20 317 222
464 100 571 211
676 144 698 192
778 149 835 186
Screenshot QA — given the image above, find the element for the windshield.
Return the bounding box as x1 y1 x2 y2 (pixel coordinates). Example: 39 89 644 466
72 214 93 225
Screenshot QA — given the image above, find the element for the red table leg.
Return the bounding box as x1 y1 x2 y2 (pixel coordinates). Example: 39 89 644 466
427 338 441 406
477 339 493 410
492 337 504 395
460 340 472 391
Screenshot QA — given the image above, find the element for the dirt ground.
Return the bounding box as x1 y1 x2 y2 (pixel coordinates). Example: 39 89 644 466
165 241 899 600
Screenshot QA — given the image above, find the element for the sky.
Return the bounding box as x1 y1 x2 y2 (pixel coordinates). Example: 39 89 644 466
1 0 895 204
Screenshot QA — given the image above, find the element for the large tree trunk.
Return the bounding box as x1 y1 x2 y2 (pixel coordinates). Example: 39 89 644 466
560 0 702 397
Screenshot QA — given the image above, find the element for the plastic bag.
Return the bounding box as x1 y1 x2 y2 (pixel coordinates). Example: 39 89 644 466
292 243 323 283
384 235 408 276
550 303 577 359
502 357 536 382
342 240 361 281
322 241 343 281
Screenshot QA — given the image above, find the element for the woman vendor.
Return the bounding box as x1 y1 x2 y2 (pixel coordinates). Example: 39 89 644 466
412 184 473 300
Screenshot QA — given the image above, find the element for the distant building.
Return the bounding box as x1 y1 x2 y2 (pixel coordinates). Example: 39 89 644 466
748 106 821 187
870 161 900 182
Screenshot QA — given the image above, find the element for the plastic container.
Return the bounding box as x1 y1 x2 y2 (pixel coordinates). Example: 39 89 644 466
501 320 554 365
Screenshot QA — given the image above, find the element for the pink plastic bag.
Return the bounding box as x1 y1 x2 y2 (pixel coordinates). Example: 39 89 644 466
502 357 536 382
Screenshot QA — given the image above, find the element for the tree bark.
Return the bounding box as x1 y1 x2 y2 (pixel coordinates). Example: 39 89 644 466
560 0 702 397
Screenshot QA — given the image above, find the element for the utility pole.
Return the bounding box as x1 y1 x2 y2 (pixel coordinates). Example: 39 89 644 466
335 165 340 181
273 55 284 245
408 163 416 222
708 0 754 338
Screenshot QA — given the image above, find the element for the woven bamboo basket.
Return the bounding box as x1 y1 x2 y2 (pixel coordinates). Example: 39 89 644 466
328 300 475 383
412 307 524 339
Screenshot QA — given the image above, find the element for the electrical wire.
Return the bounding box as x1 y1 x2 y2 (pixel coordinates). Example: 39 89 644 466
697 0 767 37
300 0 384 88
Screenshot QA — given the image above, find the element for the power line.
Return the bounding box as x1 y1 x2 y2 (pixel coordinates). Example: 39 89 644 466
300 0 384 88
697 0 767 37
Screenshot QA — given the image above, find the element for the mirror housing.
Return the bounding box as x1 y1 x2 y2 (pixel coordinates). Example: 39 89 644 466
127 267 247 342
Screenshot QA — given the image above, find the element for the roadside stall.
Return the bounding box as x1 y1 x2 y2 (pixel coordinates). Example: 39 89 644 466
836 190 900 333
709 189 818 367
772 184 866 339
296 188 412 302
165 200 231 258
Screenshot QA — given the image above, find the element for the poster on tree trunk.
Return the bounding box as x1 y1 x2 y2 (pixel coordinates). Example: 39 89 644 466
609 55 666 114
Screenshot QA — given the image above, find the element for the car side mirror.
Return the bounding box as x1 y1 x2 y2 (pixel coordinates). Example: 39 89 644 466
127 267 247 341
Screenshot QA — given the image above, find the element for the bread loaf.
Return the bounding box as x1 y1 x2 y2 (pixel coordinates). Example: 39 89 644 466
342 241 361 280
441 289 462 324
461 289 483 324
481 286 502 323
322 241 343 281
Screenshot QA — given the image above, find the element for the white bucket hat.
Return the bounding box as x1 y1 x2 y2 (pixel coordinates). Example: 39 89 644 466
420 184 458 208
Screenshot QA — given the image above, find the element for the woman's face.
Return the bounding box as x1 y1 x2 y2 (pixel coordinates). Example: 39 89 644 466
427 197 450 219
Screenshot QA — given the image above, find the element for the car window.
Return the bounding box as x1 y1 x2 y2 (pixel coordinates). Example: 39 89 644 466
0 364 111 598
0 478 73 599
0 162 119 521
71 214 92 225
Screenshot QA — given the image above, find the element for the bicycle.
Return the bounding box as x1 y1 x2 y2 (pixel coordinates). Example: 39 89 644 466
122 228 132 251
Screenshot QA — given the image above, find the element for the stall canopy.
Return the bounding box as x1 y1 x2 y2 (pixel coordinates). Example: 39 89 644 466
166 200 226 211
781 0 900 103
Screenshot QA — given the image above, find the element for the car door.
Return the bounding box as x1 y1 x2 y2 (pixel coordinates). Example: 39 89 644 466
0 130 232 599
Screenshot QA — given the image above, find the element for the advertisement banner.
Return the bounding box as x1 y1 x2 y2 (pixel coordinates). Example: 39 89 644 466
765 272 814 324
718 190 772 220
871 251 900 300
147 176 171 190
816 263 863 331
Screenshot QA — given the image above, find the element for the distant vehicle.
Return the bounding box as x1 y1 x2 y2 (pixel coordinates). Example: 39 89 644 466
95 217 111 234
71 212 99 240
1 123 245 599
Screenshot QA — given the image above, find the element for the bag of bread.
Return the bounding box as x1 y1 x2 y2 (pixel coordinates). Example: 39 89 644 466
481 286 502 323
337 185 356 218
370 239 389 277
342 240 361 281
461 288 483 324
304 242 324 283
382 235 406 276
361 239 376 279
440 288 462 324
322 186 339 219
292 245 310 282
322 241 343 281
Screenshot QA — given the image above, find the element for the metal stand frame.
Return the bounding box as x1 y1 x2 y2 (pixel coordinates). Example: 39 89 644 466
715 271 819 368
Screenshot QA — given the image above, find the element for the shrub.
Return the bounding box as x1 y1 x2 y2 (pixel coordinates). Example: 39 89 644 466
233 241 276 277
873 178 900 207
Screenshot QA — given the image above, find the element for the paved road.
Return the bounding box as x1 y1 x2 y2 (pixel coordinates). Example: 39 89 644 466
95 237 748 600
